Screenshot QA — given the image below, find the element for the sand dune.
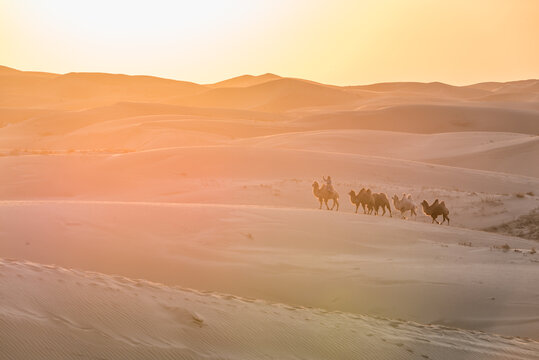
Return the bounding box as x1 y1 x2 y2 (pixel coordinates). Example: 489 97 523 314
208 73 281 88
429 136 539 178
172 78 360 112
468 79 539 93
0 66 206 110
1 201 538 340
3 66 537 115
348 81 491 99
237 130 539 177
1 146 537 199
2 67 538 357
297 104 539 135
3 258 537 360
0 144 537 233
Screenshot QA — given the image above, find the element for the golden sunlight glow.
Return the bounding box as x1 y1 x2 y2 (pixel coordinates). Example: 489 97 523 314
1 0 538 84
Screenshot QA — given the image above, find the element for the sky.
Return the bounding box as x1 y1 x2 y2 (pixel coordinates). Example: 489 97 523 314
1 0 538 85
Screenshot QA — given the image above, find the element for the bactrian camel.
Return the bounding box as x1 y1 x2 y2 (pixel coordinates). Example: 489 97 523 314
392 193 417 218
421 199 450 225
312 181 339 211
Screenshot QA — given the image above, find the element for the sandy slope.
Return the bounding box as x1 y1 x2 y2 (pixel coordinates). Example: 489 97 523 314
0 145 537 236
1 67 539 357
1 201 538 340
237 130 539 176
429 136 539 178
208 73 281 88
296 104 539 134
171 78 361 112
3 258 537 360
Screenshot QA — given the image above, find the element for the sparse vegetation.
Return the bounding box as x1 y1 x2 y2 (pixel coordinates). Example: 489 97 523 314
515 193 525 199
480 196 503 206
531 248 536 255
458 241 472 247
484 208 539 241
526 192 535 196
493 243 511 252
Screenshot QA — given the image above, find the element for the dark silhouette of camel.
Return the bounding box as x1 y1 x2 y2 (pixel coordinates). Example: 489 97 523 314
421 199 450 225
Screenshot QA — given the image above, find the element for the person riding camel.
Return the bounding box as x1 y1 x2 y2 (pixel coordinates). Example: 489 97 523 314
323 175 334 194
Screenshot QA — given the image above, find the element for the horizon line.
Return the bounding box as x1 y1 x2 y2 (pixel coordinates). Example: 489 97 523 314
1 64 537 88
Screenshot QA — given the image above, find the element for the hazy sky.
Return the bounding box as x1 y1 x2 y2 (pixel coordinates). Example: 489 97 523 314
1 0 538 85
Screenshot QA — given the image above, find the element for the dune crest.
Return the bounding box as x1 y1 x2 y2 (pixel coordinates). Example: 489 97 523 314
2 258 537 360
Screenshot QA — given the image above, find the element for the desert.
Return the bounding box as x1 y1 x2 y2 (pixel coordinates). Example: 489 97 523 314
1 62 538 359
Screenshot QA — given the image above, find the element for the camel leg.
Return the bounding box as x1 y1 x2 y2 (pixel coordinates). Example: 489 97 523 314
324 199 330 210
388 206 392 218
381 207 386 216
355 204 359 213
319 198 323 210
335 199 339 211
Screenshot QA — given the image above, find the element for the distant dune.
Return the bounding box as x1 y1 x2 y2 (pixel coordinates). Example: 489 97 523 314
171 78 360 112
208 73 281 88
4 65 536 114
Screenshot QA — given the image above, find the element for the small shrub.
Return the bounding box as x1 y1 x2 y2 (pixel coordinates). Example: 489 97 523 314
531 248 537 255
458 241 472 247
480 196 503 206
515 193 525 199
526 192 535 196
493 243 511 252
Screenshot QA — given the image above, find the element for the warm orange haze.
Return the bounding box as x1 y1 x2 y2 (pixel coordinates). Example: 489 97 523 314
1 1 539 359
1 0 539 85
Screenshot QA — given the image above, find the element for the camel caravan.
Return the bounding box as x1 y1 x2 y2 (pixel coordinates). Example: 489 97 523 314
312 176 450 225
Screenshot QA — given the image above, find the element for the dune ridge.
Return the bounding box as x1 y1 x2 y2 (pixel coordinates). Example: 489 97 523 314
1 200 538 339
2 258 538 360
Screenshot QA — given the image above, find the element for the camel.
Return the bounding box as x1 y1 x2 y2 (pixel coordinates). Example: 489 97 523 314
355 188 374 214
392 193 417 218
348 190 363 213
312 181 339 211
372 192 392 217
421 199 450 225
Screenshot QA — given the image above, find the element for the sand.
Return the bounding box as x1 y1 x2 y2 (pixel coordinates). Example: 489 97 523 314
2 258 538 360
1 66 538 358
